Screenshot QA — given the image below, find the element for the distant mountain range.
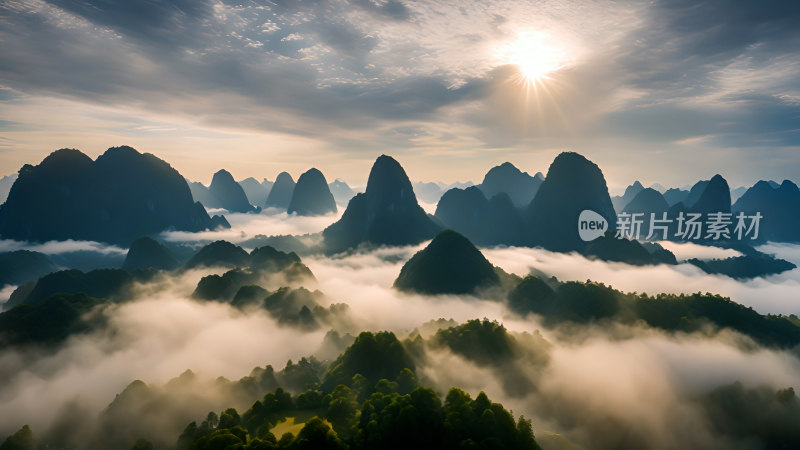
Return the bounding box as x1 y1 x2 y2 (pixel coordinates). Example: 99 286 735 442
186 170 353 215
2 146 798 257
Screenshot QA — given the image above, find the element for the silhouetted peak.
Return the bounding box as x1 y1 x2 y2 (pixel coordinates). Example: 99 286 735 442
274 171 294 184
527 151 615 252
393 230 499 295
208 169 254 213
38 148 93 169
624 188 669 212
99 145 141 160
691 174 731 213
1 146 216 244
185 240 250 269
211 169 236 186
265 171 296 209
752 180 775 191
123 236 180 271
366 155 415 199
779 179 799 192
483 162 523 179
709 174 725 183
323 155 439 251
624 181 644 196
300 168 325 180
479 161 541 207
288 167 337 216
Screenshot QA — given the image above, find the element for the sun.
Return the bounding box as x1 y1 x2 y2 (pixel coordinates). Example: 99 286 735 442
499 32 567 84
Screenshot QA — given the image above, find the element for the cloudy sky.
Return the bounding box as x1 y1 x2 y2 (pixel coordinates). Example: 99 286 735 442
1 0 799 189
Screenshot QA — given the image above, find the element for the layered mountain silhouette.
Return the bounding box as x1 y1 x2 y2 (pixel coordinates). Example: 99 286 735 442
0 147 224 246
611 180 643 212
394 230 500 295
238 177 272 207
526 152 617 252
664 175 732 242
583 233 677 265
208 169 256 213
413 181 444 204
733 180 800 242
621 188 670 239
0 173 17 204
688 175 731 213
730 186 748 203
435 187 488 241
624 188 669 214
434 187 525 246
323 155 440 252
663 188 689 206
287 168 337 216
184 240 251 269
122 237 180 271
328 179 356 205
187 180 217 207
6 268 133 308
185 240 306 273
478 162 543 208
682 179 710 210
265 172 296 210
0 250 58 288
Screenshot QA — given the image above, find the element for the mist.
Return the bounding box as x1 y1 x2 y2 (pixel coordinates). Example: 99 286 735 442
3 210 800 449
0 238 127 256
160 210 341 247
0 267 327 445
483 244 800 315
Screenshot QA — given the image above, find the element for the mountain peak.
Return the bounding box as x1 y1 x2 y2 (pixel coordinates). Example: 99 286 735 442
393 229 499 295
287 167 337 216
479 161 541 207
123 237 180 271
38 148 93 169
527 151 616 252
209 169 254 213
0 146 217 245
265 171 296 209
779 179 799 192
211 169 236 186
691 174 731 213
101 145 141 159
323 155 439 252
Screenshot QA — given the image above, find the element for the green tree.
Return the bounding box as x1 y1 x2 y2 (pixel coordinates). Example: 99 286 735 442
0 425 34 450
290 417 347 450
129 438 154 450
219 408 242 429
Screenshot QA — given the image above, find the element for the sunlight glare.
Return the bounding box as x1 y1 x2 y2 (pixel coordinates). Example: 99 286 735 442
499 32 568 84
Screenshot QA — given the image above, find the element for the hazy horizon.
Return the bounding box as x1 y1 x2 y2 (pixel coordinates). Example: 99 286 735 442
3 146 799 196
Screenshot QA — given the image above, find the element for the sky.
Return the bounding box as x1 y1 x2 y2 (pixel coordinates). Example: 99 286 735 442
1 0 799 189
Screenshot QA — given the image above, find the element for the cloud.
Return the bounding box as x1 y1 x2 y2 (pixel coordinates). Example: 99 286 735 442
1 0 799 185
160 209 341 246
658 241 742 260
482 244 800 315
0 268 327 442
0 238 127 255
2 228 800 448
